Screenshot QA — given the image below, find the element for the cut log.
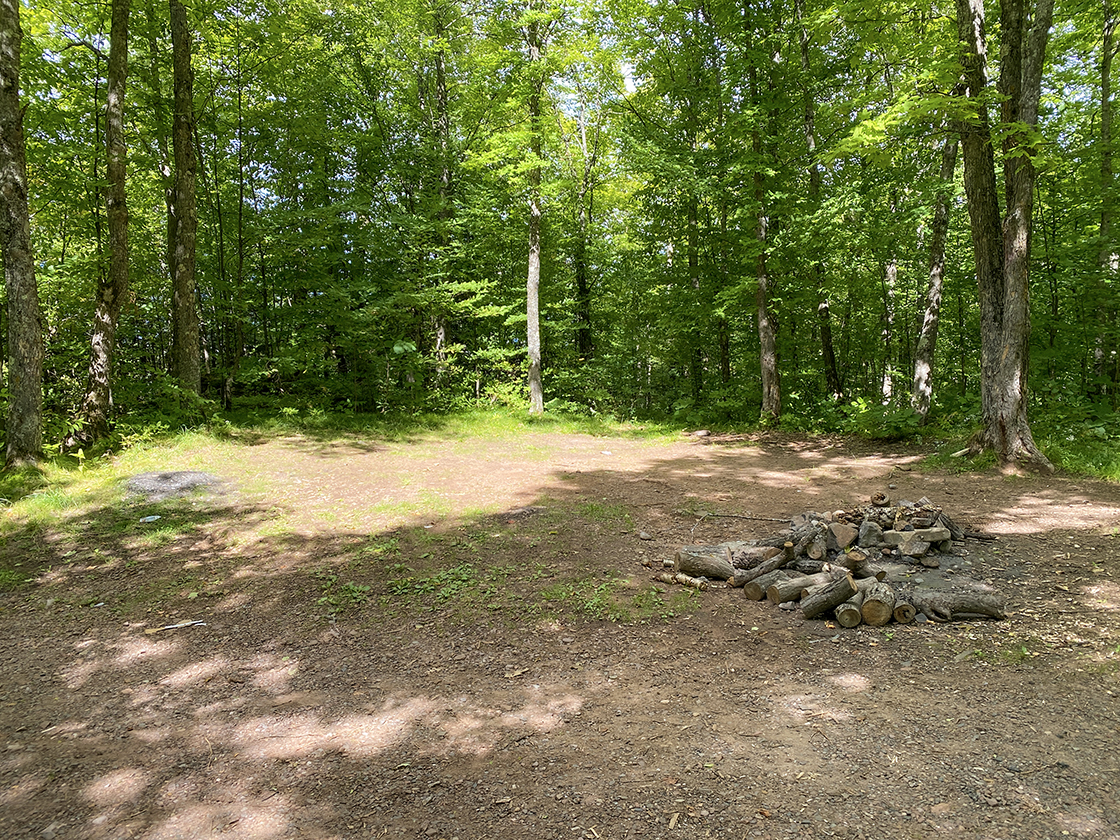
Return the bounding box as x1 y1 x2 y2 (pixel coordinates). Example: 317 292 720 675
801 574 857 620
892 593 917 625
859 580 896 627
856 565 888 581
829 547 873 577
732 552 790 587
674 572 709 591
767 572 832 605
834 591 866 628
729 545 783 570
806 534 828 561
789 558 826 575
909 588 1006 621
675 546 735 581
743 569 796 601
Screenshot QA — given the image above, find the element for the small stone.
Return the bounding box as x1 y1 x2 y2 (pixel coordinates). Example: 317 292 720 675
639 531 654 541
888 483 898 489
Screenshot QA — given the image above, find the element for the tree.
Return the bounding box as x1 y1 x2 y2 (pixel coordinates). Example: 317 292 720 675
76 0 131 443
170 0 199 394
954 0 1055 471
1 0 44 467
912 134 958 423
524 0 548 415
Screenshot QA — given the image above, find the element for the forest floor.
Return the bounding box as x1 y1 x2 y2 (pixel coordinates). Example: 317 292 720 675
2 426 1120 840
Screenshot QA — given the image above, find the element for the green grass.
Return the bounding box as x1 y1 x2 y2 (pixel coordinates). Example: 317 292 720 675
576 500 633 526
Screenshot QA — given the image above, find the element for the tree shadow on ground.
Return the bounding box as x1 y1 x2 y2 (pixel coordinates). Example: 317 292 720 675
1 434 1119 839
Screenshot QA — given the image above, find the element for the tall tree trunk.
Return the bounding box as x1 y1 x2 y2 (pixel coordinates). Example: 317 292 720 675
751 64 780 423
687 194 702 404
525 14 544 415
170 0 200 394
880 257 897 402
797 0 841 400
574 194 593 358
1 0 43 467
1098 0 1118 397
912 135 958 422
954 0 1054 471
77 0 131 443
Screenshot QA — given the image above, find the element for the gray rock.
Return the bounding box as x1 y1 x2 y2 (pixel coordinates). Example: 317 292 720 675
913 526 952 543
126 470 220 501
900 538 932 557
858 520 884 547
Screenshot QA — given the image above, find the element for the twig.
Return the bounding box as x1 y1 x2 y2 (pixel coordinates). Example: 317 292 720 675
692 511 788 528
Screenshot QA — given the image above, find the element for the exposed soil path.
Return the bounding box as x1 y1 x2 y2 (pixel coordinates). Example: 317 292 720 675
2 430 1119 840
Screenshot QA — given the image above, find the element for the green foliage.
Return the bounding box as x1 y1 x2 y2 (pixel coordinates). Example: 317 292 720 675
4 0 1119 479
316 573 373 616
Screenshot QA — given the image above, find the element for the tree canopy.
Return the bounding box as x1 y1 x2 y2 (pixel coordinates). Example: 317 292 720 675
1 0 1117 469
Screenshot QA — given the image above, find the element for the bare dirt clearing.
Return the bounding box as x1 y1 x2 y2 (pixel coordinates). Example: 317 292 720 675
2 430 1120 840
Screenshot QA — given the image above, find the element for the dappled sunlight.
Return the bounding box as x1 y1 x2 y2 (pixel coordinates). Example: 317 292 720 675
430 687 583 757
230 698 437 760
128 726 173 745
982 492 1120 535
140 799 293 840
213 591 252 610
159 657 231 689
777 692 854 724
1082 581 1120 612
83 766 151 806
824 672 872 693
113 637 184 668
0 774 44 807
246 653 298 693
1054 809 1114 837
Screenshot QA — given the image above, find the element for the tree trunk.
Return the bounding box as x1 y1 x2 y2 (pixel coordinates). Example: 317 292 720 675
170 0 200 394
77 0 131 443
525 15 544 416
1098 0 1118 396
797 0 842 401
0 0 44 467
912 135 958 422
751 63 781 423
954 0 1054 472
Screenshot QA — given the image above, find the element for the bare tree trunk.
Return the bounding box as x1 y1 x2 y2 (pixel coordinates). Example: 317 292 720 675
0 0 43 467
170 0 199 394
881 256 897 402
1099 0 1118 398
77 0 130 443
912 135 958 422
954 0 1054 472
797 0 841 400
525 13 544 415
751 63 780 422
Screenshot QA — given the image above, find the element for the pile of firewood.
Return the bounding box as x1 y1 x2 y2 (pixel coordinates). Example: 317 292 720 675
653 497 1006 626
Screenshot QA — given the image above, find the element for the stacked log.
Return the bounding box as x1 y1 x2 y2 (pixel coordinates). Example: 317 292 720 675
657 494 1007 627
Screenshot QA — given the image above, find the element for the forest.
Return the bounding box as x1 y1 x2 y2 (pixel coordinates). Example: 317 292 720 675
0 0 1116 473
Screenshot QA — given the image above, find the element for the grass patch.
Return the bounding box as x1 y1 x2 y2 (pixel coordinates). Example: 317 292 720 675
576 500 633 526
0 567 34 591
316 573 372 616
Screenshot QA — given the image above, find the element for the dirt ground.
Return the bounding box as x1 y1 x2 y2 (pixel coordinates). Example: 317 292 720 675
2 429 1120 840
